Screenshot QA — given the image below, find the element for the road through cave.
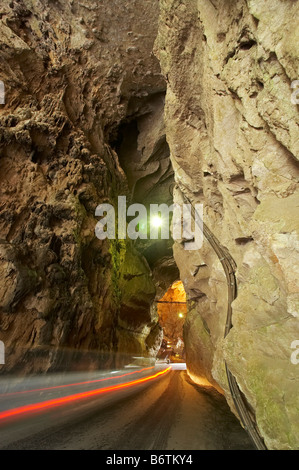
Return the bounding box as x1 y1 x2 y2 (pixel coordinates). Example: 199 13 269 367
0 365 254 450
0 0 298 452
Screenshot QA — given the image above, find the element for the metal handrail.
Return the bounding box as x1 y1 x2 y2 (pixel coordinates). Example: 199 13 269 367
182 194 267 450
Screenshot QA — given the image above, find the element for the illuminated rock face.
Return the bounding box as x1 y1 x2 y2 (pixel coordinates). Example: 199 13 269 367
156 0 299 450
157 281 187 359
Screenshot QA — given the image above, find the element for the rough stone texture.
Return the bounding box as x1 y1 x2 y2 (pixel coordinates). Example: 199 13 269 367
156 0 299 450
0 0 165 372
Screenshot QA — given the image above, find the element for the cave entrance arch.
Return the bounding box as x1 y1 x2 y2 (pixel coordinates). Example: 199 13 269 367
156 280 187 363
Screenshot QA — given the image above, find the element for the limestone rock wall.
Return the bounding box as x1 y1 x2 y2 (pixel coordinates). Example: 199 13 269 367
156 0 299 449
0 0 164 372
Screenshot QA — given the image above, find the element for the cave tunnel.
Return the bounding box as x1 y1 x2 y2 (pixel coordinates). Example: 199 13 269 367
109 90 183 366
0 0 296 451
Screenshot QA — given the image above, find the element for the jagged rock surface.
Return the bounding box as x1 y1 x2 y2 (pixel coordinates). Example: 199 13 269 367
0 0 165 372
156 0 299 450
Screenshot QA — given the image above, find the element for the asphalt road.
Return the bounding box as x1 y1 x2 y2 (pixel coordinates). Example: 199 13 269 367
0 364 255 450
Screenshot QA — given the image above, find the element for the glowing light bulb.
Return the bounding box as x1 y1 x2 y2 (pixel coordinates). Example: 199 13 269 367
178 313 184 318
151 215 163 228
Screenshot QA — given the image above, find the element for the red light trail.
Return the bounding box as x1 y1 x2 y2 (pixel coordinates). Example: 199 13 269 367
0 367 171 422
0 367 155 397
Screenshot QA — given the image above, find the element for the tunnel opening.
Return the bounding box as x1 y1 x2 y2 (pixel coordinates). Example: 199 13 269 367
156 280 187 364
109 91 175 266
97 86 187 372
